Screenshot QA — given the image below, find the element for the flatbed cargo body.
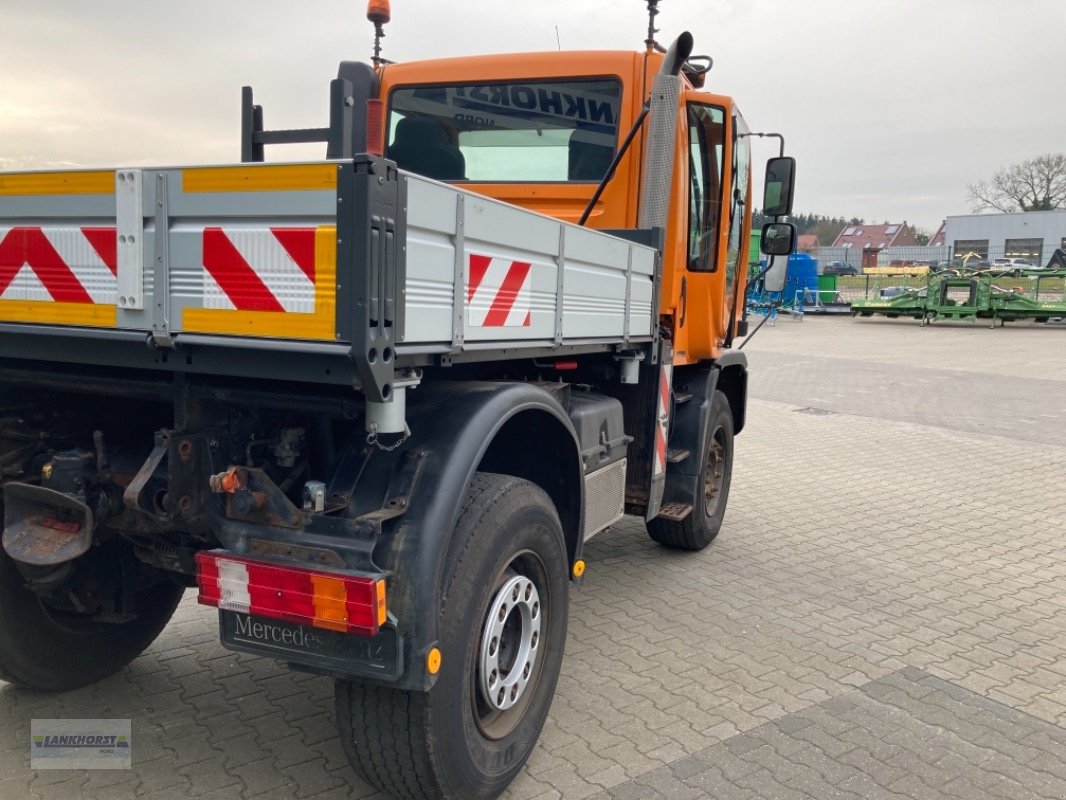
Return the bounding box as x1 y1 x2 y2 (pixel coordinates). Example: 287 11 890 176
0 159 656 386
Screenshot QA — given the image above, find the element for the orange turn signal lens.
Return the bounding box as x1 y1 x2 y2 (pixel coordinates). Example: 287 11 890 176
426 646 442 675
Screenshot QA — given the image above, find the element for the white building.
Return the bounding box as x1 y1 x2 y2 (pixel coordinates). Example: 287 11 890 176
944 210 1066 265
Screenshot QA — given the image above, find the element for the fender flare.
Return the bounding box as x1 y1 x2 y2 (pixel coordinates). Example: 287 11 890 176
663 354 747 505
368 381 583 690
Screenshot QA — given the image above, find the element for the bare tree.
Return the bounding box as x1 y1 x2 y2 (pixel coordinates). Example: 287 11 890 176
968 153 1066 213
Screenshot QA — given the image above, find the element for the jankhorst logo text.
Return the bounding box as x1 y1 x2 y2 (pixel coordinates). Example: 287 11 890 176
34 735 129 748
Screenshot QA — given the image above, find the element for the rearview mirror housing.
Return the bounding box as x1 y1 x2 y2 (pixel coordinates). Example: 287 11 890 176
761 222 796 257
762 255 788 293
762 156 796 217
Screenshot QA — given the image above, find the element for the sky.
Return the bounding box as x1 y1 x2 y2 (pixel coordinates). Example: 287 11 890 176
2 0 1064 234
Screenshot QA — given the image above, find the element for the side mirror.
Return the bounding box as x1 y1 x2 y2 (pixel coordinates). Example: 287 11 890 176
762 156 796 217
761 222 796 256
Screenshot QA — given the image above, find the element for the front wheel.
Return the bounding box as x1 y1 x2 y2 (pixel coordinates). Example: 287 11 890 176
648 389 735 550
336 473 569 800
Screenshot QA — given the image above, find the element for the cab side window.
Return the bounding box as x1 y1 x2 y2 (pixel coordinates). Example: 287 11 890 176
726 113 751 290
687 104 725 272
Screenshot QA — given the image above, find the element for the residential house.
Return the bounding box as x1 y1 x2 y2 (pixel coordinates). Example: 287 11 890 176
831 222 920 268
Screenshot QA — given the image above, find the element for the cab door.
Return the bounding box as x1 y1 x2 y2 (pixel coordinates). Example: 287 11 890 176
672 92 730 363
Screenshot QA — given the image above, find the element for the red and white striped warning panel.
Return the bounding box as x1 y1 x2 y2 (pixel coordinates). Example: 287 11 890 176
466 253 532 328
202 227 316 313
653 364 673 477
0 226 117 304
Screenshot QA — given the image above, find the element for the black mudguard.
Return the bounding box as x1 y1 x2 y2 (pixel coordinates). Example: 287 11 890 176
663 353 747 507
364 381 584 690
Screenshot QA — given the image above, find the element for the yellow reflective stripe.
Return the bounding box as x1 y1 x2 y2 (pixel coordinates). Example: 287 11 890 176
0 300 116 327
182 165 338 193
181 225 337 340
0 172 115 196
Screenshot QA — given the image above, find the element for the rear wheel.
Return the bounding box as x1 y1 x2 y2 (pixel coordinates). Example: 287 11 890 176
336 473 569 800
0 540 185 691
648 389 734 550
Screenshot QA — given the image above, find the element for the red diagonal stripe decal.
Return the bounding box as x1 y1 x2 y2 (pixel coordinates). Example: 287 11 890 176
483 260 531 327
81 227 118 276
659 370 671 414
203 228 284 312
0 228 92 303
271 228 316 283
0 229 22 295
467 253 492 303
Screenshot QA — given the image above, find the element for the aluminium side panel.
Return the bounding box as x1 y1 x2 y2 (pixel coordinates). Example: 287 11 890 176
162 165 340 342
0 171 124 330
401 173 657 349
628 245 656 338
402 177 462 345
460 190 561 342
560 225 631 340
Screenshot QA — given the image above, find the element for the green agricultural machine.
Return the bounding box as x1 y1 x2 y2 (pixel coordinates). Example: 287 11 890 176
851 269 1066 327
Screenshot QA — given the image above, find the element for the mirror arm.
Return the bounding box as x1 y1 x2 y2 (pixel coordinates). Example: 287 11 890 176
733 251 789 349
739 131 785 158
737 304 775 350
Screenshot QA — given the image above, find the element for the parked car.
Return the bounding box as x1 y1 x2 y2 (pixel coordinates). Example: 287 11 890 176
990 257 1042 273
823 261 858 276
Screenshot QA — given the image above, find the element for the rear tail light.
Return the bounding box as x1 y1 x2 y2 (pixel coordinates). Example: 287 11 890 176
195 551 386 636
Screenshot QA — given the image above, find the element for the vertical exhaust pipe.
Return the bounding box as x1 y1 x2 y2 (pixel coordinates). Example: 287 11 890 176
638 32 694 232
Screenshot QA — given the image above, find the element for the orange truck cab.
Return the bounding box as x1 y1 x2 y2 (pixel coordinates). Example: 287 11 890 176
377 49 756 366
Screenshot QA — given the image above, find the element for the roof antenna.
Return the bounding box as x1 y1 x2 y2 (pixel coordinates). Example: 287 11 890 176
367 0 392 67
555 25 562 51
644 0 661 53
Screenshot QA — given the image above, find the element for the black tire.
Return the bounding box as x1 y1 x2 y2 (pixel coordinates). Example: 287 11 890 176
648 389 734 550
0 543 185 691
336 473 569 800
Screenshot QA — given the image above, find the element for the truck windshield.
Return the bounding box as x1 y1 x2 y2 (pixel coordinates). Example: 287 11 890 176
387 79 622 183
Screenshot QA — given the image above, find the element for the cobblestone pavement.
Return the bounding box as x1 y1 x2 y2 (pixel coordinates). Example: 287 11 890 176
2 316 1065 799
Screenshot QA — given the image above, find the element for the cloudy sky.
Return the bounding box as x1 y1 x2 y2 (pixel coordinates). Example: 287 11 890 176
2 0 1064 233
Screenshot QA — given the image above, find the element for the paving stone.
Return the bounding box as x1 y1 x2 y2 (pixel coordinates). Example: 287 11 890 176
5 318 1066 799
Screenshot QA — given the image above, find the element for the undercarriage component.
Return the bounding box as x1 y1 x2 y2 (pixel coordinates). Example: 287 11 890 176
2 483 94 566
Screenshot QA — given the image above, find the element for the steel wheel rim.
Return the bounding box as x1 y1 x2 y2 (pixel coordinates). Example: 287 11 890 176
473 551 548 740
703 426 726 519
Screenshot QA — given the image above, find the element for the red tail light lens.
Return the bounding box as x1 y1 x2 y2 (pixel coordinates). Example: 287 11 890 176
366 99 385 157
195 551 386 636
